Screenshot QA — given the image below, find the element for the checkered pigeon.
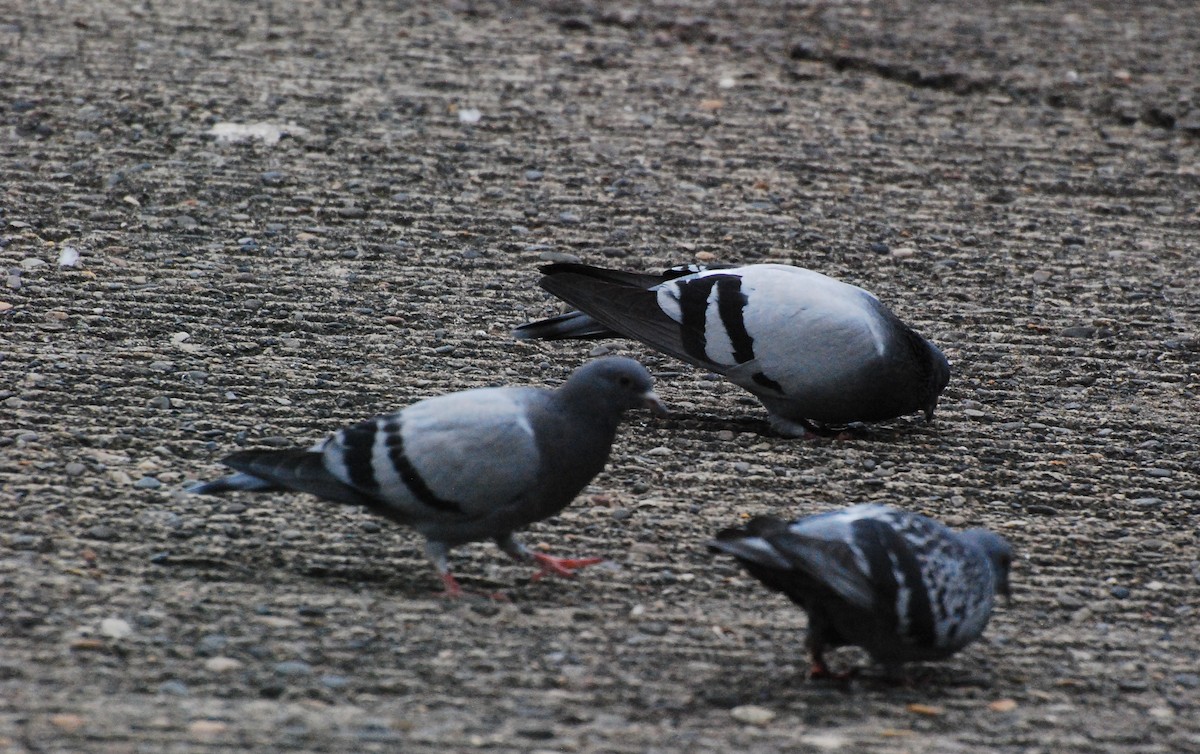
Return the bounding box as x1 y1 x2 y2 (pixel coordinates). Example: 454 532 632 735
709 504 1011 678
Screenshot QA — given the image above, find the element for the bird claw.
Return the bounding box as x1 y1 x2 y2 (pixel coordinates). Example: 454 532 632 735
435 573 509 601
529 553 604 581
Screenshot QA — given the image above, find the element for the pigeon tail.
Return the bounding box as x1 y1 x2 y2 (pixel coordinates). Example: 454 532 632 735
513 310 615 340
187 472 281 495
211 449 377 508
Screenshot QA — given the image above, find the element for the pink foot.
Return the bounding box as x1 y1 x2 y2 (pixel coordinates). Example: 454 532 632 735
809 659 852 681
529 553 605 581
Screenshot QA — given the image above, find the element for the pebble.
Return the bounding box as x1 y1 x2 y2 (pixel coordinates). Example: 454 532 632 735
320 674 349 689
65 462 87 476
99 617 133 639
1032 269 1053 283
158 680 189 696
1145 468 1173 478
524 170 544 181
537 250 581 264
274 660 313 676
868 241 890 254
20 257 47 271
135 476 162 490
433 344 456 355
147 395 172 410
260 170 286 185
204 656 244 672
1175 673 1199 689
85 525 117 540
730 705 776 725
1111 586 1131 599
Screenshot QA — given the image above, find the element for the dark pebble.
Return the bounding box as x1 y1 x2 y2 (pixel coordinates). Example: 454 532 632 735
524 170 544 181
135 476 162 490
297 605 326 618
1111 586 1131 599
1117 678 1149 692
85 525 117 540
868 241 890 254
1175 673 1200 689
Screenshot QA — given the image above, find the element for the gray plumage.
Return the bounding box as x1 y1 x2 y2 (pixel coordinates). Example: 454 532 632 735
514 263 951 437
709 504 1012 677
189 357 666 596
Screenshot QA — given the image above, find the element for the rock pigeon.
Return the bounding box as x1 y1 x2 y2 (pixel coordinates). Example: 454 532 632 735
188 357 666 597
708 504 1011 678
514 263 950 437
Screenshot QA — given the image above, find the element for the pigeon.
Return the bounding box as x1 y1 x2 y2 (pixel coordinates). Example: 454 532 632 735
708 504 1012 678
513 263 951 437
188 357 666 597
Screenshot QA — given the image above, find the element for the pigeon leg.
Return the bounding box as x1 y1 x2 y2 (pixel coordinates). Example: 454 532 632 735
425 540 508 600
806 637 853 681
424 540 463 598
497 534 604 581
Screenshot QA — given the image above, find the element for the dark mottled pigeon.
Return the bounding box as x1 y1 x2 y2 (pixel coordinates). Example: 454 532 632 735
514 263 950 437
189 358 665 597
709 504 1011 678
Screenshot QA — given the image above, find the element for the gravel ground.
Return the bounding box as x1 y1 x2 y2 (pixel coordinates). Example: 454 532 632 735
2 1 1199 752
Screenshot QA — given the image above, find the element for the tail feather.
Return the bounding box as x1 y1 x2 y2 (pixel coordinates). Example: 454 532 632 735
190 449 375 508
707 516 793 570
187 472 283 495
513 310 615 340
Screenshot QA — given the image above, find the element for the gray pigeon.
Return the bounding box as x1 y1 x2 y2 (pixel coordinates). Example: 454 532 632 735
189 357 666 597
708 504 1011 678
514 263 950 437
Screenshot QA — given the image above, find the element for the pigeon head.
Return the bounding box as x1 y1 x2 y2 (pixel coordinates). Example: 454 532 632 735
959 528 1013 600
563 357 667 416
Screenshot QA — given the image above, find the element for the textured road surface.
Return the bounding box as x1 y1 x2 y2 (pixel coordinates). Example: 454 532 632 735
2 1 1198 752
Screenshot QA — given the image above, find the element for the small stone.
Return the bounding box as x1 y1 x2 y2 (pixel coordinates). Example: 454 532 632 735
524 170 544 181
537 250 581 264
204 656 244 673
868 241 890 254
611 508 632 521
20 257 47 271
1174 673 1200 688
1031 269 1052 284
148 395 172 410
274 660 313 676
1111 586 1131 599
730 705 776 725
320 674 349 689
588 345 611 357
65 462 87 476
1117 678 1149 692
557 211 581 224
188 720 228 738
135 476 162 490
99 617 133 639
1145 468 1173 478
260 171 286 185
432 344 455 355
50 714 86 732
85 525 117 540
158 680 189 696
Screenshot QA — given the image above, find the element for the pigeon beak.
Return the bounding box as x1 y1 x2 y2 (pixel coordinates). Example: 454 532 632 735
642 390 669 417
